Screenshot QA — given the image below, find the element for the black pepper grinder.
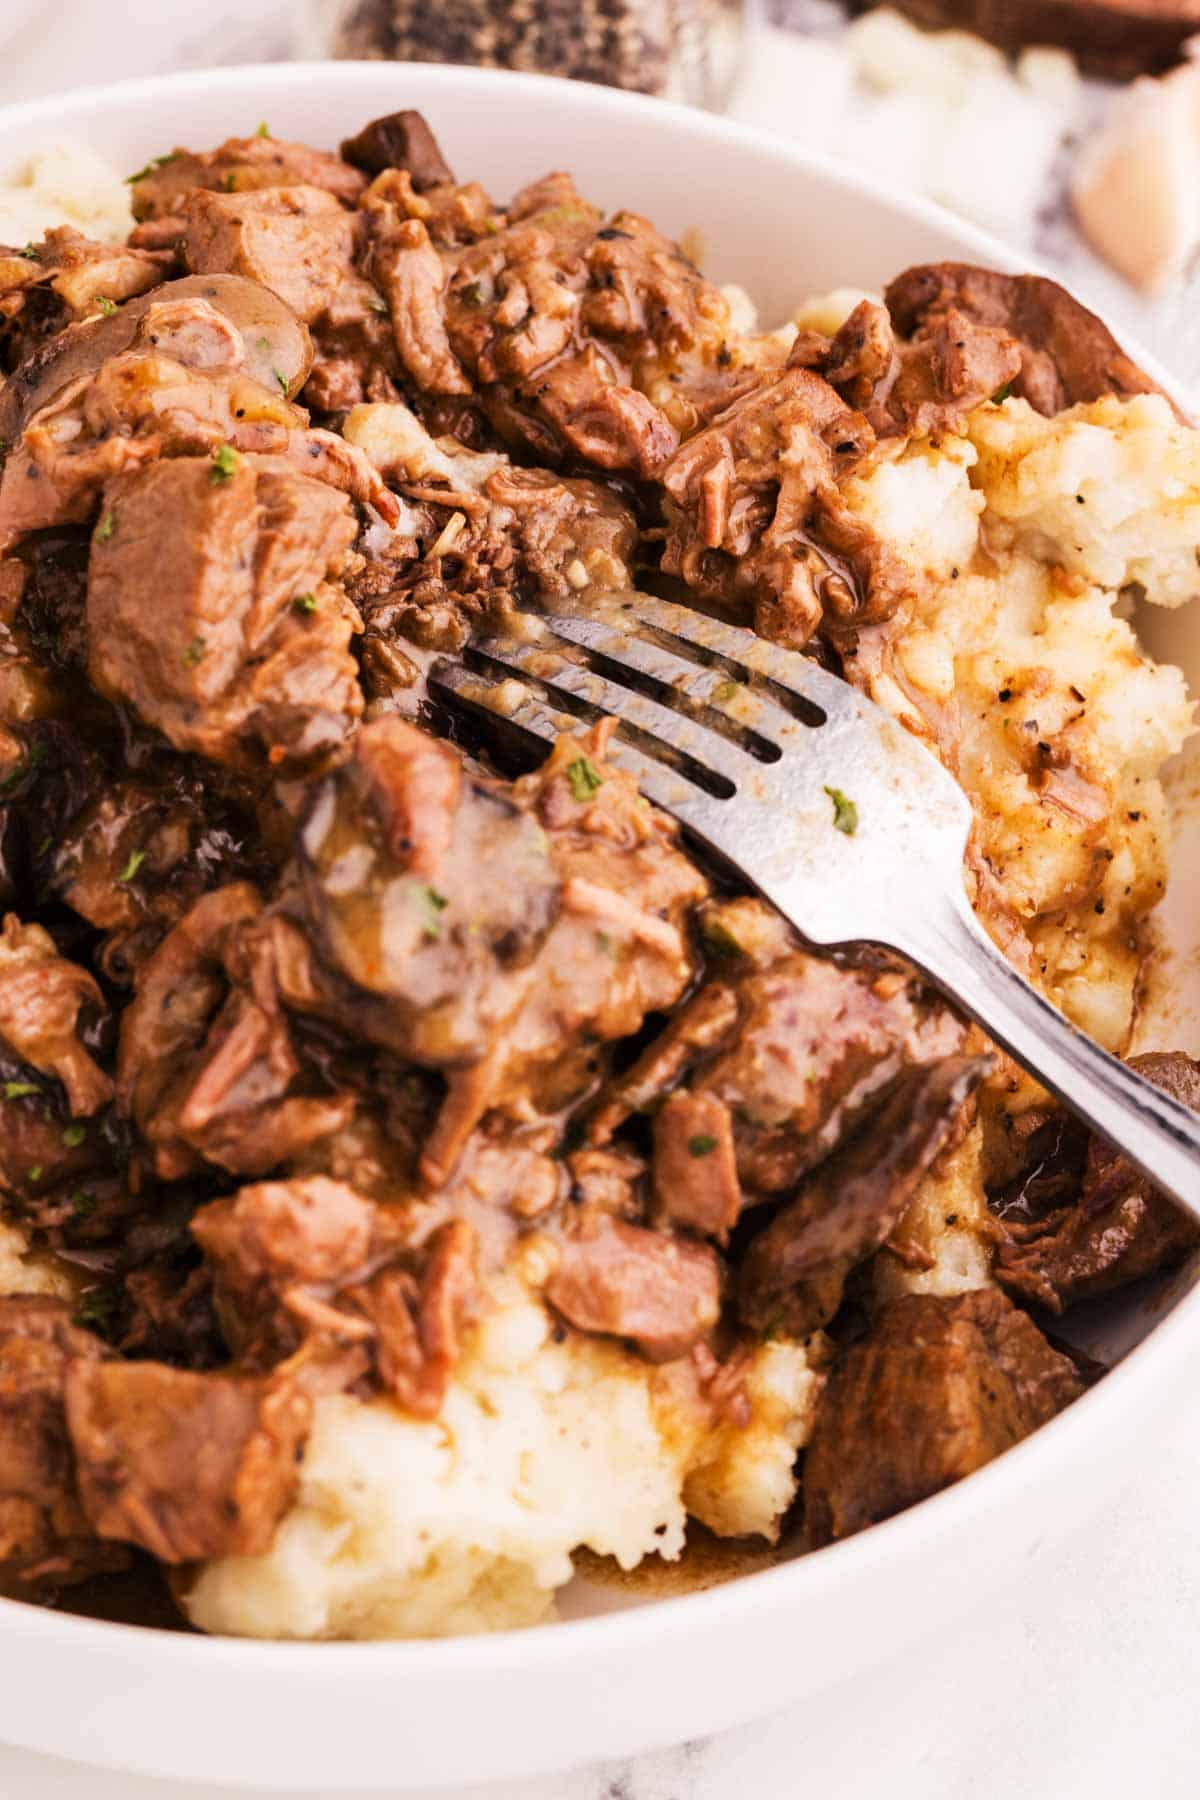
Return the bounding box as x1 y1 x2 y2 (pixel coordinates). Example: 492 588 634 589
316 0 744 111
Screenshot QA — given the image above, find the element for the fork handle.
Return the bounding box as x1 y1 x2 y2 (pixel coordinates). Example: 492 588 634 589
893 891 1200 1219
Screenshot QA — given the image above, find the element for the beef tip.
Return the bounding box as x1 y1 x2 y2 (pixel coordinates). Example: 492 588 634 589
0 1295 129 1595
660 365 913 650
545 1212 721 1360
652 1090 742 1242
0 273 314 443
885 264 1165 418
192 1174 377 1361
0 915 112 1116
619 931 964 1196
996 1051 1200 1311
0 294 397 552
64 1359 311 1562
297 715 562 1066
341 110 455 189
117 885 354 1180
803 1288 1083 1546
128 134 365 222
181 185 372 332
792 297 1022 439
178 184 398 414
737 1055 992 1338
194 1179 479 1417
524 346 677 477
297 718 703 1183
87 457 362 769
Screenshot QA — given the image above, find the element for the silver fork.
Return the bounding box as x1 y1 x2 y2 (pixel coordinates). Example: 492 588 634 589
430 587 1200 1214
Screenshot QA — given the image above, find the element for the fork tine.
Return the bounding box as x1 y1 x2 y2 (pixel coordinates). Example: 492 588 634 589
591 588 860 721
429 657 570 751
431 654 739 843
469 632 754 793
543 611 799 754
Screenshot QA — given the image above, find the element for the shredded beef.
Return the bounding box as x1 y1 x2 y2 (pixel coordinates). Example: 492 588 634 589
995 1052 1200 1311
660 365 912 648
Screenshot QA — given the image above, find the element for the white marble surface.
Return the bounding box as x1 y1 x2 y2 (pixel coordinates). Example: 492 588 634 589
2 6 1199 1797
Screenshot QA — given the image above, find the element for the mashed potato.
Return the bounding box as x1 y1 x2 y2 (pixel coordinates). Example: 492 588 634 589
186 1258 823 1640
0 139 133 248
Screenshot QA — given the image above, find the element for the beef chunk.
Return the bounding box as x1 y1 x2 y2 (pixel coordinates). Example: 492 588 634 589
297 718 704 1182
117 885 354 1180
0 292 397 552
181 185 372 332
996 1051 1200 1311
193 1178 479 1417
737 1054 992 1337
660 366 913 649
64 1359 311 1562
192 1174 376 1360
0 915 112 1116
803 1289 1083 1546
545 1212 721 1360
88 457 362 769
791 297 1022 439
652 1090 742 1242
0 1296 129 1595
602 914 963 1196
885 264 1165 418
128 135 365 223
341 111 456 188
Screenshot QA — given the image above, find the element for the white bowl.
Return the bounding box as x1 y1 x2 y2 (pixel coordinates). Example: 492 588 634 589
1 60 1198 1795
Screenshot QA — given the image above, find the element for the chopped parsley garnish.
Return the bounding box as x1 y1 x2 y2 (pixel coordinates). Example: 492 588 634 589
712 678 740 704
94 510 115 544
118 848 146 883
62 1123 86 1148
223 171 238 192
461 281 484 307
566 755 604 803
256 121 271 138
17 243 39 260
273 367 290 397
71 1189 97 1219
209 443 239 484
125 150 179 184
293 592 318 614
992 381 1013 404
3 1081 39 1100
182 636 207 667
413 883 449 939
27 1165 42 1183
95 295 118 316
701 916 744 959
688 1134 718 1157
824 786 858 836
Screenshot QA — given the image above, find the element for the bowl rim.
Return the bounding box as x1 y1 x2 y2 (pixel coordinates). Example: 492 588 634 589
0 56 1194 1670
